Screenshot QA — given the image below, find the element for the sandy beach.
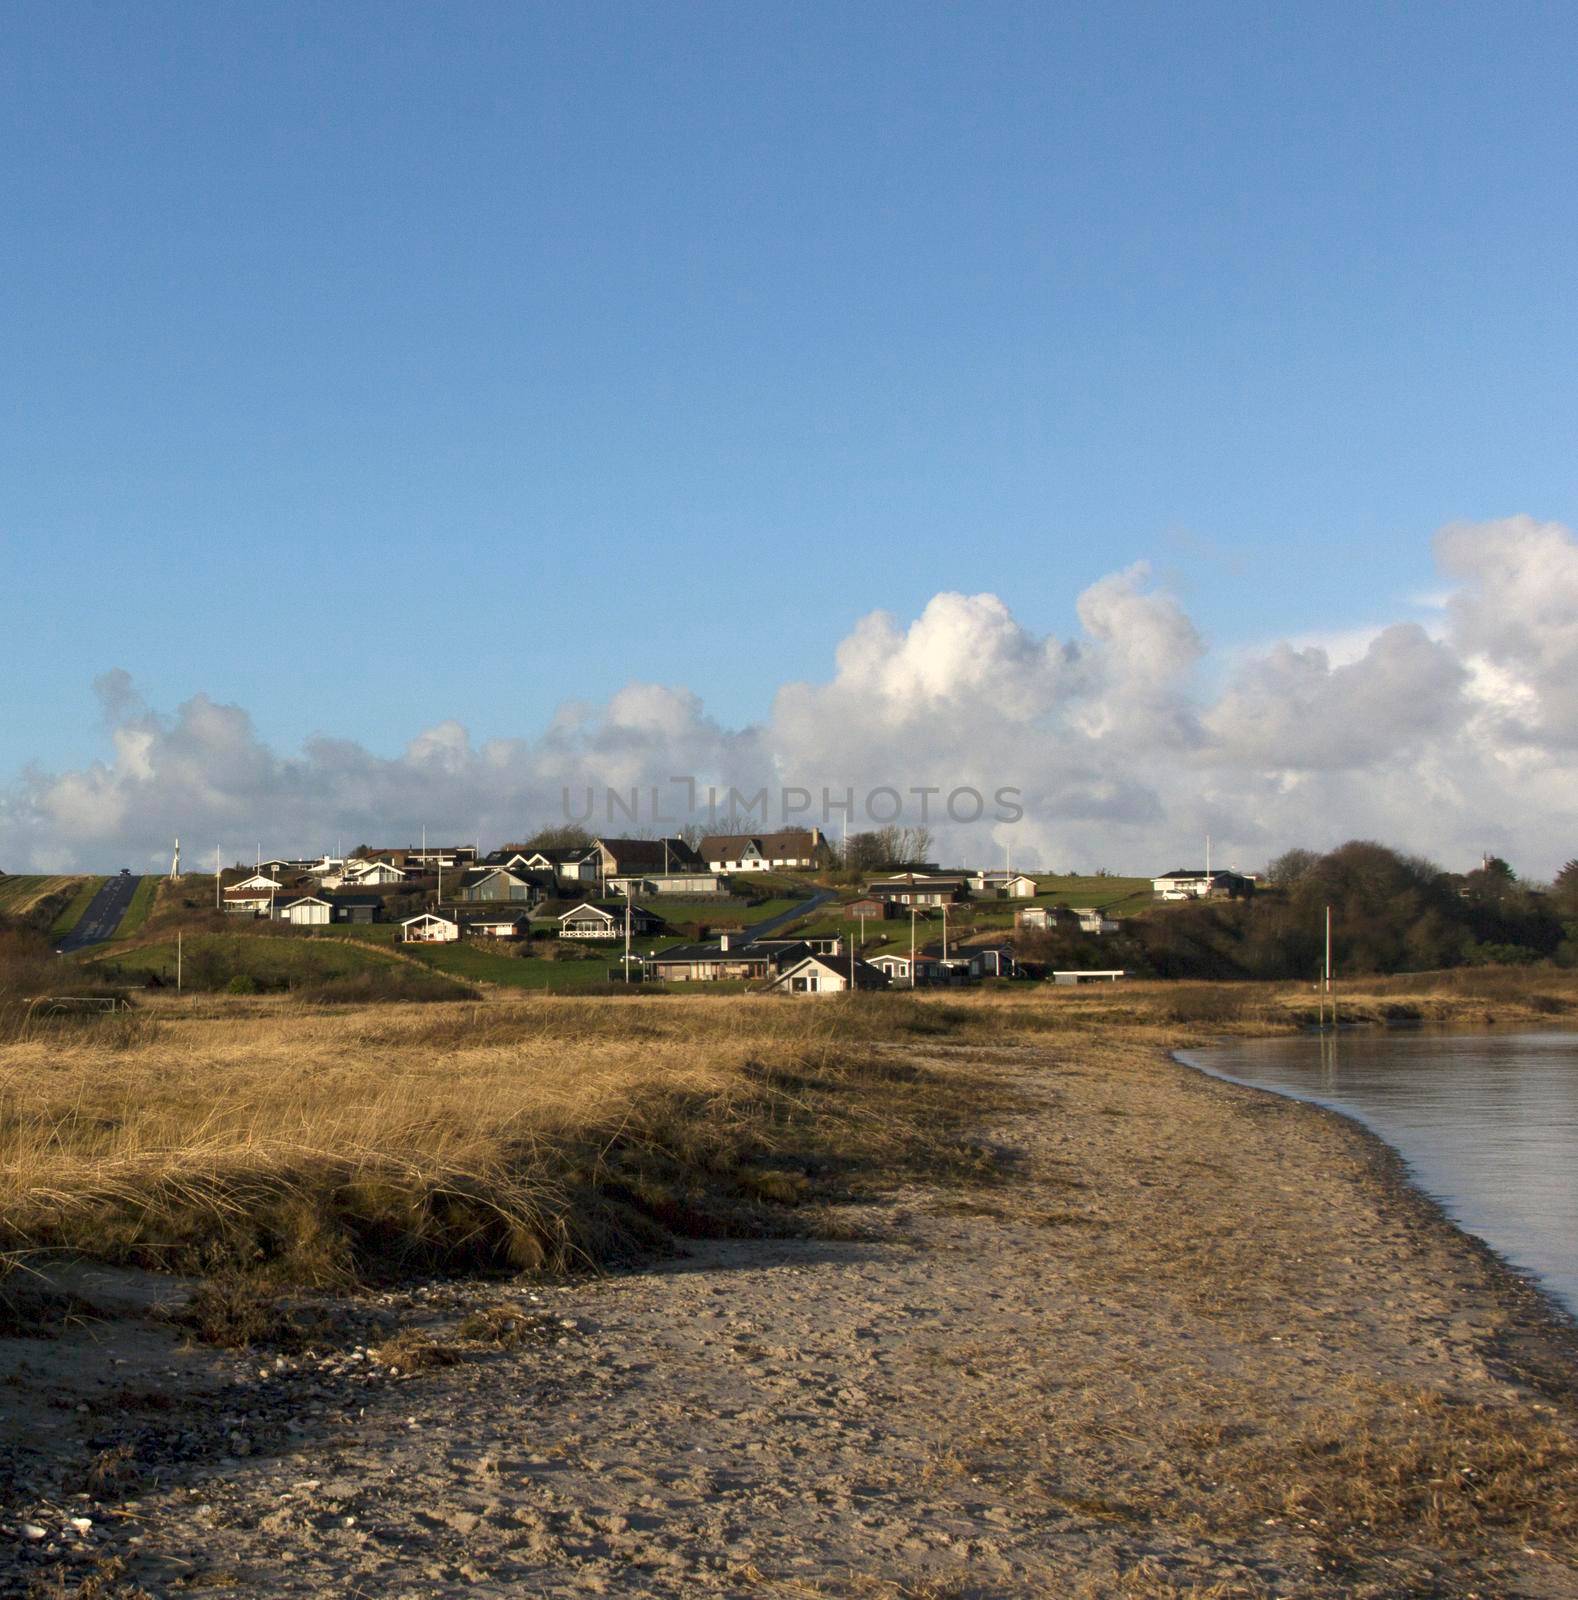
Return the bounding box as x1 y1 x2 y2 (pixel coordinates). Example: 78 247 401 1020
2 1007 1577 1598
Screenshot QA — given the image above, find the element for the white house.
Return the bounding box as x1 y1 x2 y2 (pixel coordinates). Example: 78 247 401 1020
277 895 333 926
401 911 460 944
231 873 284 893
344 859 408 887
222 888 277 917
763 954 888 995
1152 869 1253 900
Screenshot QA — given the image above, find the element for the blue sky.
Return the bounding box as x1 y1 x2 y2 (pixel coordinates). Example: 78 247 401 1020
5 1 1578 781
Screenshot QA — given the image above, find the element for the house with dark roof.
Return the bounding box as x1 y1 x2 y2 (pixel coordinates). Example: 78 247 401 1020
698 829 833 873
326 892 383 924
558 901 664 939
591 838 706 880
485 845 600 887
763 954 889 995
866 874 968 906
452 866 546 905
644 933 811 983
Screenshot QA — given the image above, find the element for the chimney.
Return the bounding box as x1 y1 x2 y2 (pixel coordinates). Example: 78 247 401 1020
719 932 733 951
810 826 822 846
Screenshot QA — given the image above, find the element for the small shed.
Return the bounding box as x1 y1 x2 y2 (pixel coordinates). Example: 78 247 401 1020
329 893 382 924
278 895 332 927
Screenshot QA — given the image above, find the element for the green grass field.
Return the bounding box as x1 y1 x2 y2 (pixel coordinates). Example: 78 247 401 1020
48 876 107 937
1028 875 1153 916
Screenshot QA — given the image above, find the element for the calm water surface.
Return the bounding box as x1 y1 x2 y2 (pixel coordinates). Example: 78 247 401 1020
1179 1030 1578 1320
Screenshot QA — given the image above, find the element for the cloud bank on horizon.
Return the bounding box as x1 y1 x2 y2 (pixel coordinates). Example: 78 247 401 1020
5 517 1577 878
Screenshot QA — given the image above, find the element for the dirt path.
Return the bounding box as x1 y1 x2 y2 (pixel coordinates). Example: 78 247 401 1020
5 1038 1578 1598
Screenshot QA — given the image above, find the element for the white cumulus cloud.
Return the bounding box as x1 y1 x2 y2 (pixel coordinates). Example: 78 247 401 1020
5 517 1578 877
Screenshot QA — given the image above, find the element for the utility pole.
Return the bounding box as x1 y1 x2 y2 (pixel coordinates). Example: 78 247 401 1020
910 905 917 990
214 845 221 911
176 931 182 992
623 884 632 984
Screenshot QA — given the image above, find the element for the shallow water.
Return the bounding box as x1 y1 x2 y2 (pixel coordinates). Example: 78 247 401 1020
1180 1029 1578 1320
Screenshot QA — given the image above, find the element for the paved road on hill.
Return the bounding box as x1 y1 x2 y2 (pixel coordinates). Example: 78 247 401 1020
740 886 835 944
55 873 142 953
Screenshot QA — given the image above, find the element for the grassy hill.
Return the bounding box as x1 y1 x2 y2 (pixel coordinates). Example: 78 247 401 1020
83 932 473 1001
0 874 92 933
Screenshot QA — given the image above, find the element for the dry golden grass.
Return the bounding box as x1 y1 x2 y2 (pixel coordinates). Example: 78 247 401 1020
0 992 1015 1290
0 968 1570 1298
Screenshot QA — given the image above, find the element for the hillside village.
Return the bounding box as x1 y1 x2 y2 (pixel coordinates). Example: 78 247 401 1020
7 831 1572 999
200 825 1181 993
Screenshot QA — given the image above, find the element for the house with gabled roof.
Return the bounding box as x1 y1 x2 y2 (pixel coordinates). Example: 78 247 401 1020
452 866 545 905
644 933 810 983
558 901 664 940
866 874 968 906
968 871 1039 899
401 911 460 944
343 859 409 887
326 892 383 924
277 895 334 926
591 838 706 881
763 954 889 995
698 828 832 873
486 845 600 886
231 872 284 894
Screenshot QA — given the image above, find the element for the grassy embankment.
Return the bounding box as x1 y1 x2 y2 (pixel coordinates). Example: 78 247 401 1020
83 930 475 1003
0 874 88 934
